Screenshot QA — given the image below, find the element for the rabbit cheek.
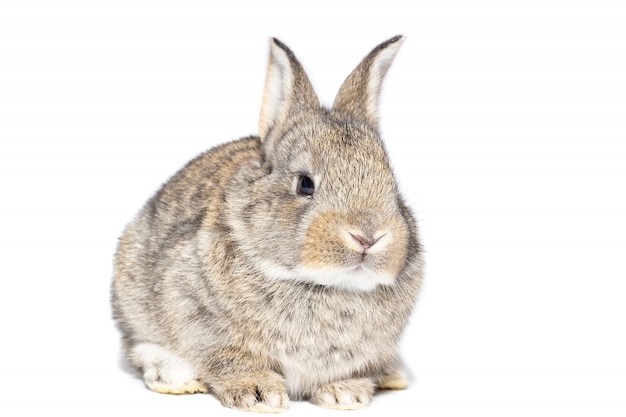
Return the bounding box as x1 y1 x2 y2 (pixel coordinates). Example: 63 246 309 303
375 215 410 278
300 211 348 270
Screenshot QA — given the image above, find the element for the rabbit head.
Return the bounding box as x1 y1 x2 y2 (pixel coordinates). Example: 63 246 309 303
224 36 410 292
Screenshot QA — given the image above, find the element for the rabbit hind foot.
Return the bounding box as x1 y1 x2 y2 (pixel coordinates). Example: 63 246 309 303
377 370 409 390
130 342 208 395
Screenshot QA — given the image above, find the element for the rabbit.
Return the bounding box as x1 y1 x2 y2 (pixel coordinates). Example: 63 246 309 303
112 35 423 413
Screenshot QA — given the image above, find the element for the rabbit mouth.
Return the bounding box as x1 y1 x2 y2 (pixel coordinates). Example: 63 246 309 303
348 257 377 274
256 258 395 291
295 239 403 291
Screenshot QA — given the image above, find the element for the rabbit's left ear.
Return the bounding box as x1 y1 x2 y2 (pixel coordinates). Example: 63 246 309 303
333 36 404 130
259 38 320 143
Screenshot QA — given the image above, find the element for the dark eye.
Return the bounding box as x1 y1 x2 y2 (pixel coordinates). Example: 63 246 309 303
297 175 315 196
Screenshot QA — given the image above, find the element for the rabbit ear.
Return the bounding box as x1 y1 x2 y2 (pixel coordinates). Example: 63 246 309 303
333 36 404 130
258 38 320 141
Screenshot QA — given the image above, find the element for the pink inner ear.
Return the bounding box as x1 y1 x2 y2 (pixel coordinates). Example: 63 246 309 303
258 40 294 140
258 38 320 143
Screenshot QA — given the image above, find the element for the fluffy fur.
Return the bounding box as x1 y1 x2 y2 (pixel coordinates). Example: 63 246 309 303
112 36 423 412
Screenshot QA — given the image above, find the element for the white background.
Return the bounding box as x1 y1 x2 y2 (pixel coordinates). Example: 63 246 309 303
1 0 625 416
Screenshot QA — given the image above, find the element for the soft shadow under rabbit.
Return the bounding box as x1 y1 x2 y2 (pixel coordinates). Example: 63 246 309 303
112 36 423 412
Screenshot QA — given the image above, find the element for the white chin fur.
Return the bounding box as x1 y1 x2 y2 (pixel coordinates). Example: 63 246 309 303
298 268 393 291
257 261 394 291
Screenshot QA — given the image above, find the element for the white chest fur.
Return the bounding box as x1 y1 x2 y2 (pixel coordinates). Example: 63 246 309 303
277 352 366 398
276 333 379 398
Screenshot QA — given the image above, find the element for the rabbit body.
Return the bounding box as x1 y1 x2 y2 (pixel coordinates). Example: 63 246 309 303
112 36 423 412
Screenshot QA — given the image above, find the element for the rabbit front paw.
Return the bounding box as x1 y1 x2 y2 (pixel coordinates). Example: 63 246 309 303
311 378 375 410
210 371 289 413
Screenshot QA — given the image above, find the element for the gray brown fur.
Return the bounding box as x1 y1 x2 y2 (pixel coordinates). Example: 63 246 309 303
112 36 423 412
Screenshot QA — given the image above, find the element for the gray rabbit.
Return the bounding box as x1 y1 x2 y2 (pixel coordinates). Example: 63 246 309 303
112 36 423 412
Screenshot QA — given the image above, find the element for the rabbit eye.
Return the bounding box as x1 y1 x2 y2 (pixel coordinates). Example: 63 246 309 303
297 175 315 196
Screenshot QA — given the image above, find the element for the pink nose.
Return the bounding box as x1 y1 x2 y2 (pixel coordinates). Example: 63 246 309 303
350 233 374 250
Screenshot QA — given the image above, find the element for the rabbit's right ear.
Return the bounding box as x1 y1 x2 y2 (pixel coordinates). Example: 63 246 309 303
258 39 319 148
